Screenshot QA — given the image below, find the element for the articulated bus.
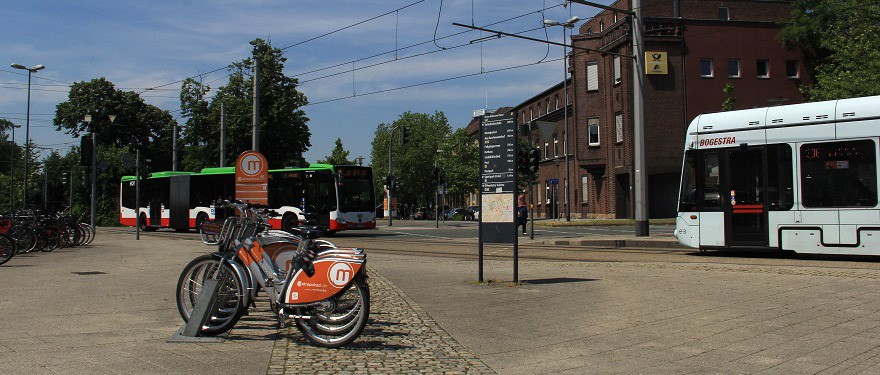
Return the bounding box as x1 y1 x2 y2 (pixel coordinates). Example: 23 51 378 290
120 164 376 234
675 95 880 255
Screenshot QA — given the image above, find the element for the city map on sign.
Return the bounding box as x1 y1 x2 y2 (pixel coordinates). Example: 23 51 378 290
481 194 513 223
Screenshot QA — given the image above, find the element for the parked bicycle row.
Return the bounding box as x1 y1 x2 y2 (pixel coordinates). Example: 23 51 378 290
178 200 369 347
0 210 95 266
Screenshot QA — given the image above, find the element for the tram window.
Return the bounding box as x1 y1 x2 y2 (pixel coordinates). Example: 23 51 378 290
702 152 721 209
801 140 877 207
678 152 697 211
767 144 793 211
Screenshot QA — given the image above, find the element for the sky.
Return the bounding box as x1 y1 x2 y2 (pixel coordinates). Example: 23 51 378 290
0 0 608 167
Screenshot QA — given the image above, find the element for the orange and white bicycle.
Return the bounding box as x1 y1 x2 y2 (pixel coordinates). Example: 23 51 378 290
176 201 369 347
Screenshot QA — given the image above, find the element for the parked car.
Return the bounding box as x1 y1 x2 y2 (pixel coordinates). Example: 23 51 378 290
413 207 434 220
375 204 384 219
446 208 469 221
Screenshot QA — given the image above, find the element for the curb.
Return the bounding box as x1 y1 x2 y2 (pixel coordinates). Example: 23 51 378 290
543 239 687 250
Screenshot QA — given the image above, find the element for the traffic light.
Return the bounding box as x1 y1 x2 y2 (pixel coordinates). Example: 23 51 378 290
80 135 93 166
431 166 439 186
385 174 392 188
517 150 528 174
529 147 540 173
401 126 410 145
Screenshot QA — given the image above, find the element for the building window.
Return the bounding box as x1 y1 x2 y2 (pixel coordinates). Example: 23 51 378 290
615 112 623 143
553 136 559 157
522 112 526 124
600 21 604 32
588 118 600 146
801 140 876 207
546 99 551 114
728 59 741 78
586 62 599 91
555 95 559 110
581 175 589 203
613 56 621 85
545 182 551 204
718 7 729 21
537 103 541 116
544 140 549 159
613 13 618 24
530 109 533 121
700 58 714 78
757 60 770 78
786 60 800 79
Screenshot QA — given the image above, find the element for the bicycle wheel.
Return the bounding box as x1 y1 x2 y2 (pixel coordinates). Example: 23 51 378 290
83 224 95 245
34 228 47 252
45 228 61 251
295 274 370 348
0 233 15 266
176 255 245 336
9 226 35 254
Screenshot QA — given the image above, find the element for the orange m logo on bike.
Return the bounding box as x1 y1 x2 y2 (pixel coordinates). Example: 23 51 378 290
328 262 353 287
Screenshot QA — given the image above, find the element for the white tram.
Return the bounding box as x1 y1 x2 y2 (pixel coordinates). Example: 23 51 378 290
675 95 880 255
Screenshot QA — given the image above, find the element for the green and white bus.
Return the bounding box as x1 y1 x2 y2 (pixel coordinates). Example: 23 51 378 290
120 164 375 234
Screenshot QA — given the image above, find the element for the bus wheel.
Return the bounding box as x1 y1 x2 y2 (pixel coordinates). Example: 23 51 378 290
196 213 209 232
138 214 149 231
282 214 297 232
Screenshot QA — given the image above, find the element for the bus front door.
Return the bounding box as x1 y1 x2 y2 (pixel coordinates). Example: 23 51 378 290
725 148 768 247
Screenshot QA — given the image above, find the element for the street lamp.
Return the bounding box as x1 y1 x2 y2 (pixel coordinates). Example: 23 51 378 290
10 63 45 210
542 17 579 221
8 123 21 210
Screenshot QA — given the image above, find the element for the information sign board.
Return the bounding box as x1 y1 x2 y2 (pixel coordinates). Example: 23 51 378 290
235 150 268 204
480 112 516 244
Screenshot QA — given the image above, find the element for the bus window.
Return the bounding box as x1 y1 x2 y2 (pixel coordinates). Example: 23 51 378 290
801 140 877 207
702 152 721 209
678 151 697 211
121 180 137 209
767 144 793 211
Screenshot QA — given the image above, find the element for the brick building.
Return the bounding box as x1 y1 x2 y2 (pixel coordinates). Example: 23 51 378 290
568 0 809 218
467 0 809 219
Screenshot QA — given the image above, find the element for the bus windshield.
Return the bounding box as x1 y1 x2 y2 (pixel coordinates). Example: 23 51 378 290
337 167 374 213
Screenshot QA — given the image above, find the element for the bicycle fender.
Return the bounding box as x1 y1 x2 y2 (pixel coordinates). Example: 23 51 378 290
210 252 253 308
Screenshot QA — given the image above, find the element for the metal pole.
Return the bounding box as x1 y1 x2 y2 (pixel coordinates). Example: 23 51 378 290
10 125 15 210
435 160 439 228
91 130 96 228
136 149 140 240
563 26 571 222
172 121 178 172
252 58 260 152
387 128 394 227
43 165 47 211
529 127 535 240
220 103 226 167
68 171 72 210
632 0 649 236
23 70 31 210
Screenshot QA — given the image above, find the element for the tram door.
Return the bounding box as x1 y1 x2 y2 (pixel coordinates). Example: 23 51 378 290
725 148 768 246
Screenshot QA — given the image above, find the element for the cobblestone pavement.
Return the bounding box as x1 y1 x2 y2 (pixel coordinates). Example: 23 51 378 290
266 267 495 374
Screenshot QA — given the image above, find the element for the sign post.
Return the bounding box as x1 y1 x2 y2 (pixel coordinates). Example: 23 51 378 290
479 112 518 283
235 151 268 204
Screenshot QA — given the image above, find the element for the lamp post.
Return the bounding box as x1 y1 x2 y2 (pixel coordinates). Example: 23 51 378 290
542 17 579 222
8 123 21 210
10 63 45 209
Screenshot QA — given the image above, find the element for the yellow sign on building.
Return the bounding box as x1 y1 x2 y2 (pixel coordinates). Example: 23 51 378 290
646 51 668 75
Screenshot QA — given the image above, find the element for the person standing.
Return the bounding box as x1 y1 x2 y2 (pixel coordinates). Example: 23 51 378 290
517 194 528 234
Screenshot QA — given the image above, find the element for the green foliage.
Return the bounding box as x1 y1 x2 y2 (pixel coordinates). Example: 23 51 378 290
370 111 452 207
779 0 880 101
437 128 478 199
180 38 311 171
318 138 352 165
721 83 737 111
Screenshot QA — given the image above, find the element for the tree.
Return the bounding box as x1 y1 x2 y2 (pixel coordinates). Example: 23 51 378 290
436 128 478 200
779 1 880 101
318 138 352 165
180 38 311 171
53 78 173 224
370 111 451 207
721 83 737 111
